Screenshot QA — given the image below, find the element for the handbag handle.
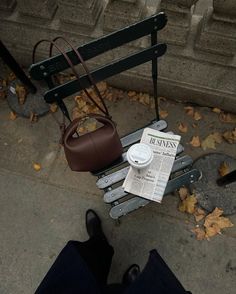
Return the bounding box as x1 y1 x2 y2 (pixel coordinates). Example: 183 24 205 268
63 114 116 143
49 37 109 117
32 37 110 117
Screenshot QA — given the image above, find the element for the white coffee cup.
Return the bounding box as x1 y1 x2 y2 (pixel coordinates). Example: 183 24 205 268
127 143 153 172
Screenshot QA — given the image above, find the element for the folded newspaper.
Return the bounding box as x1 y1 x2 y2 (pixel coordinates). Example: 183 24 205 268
123 128 181 203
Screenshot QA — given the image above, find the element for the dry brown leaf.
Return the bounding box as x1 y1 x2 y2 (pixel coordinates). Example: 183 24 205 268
184 106 194 117
9 111 17 120
194 207 206 222
16 84 27 105
218 162 230 177
178 195 197 214
178 187 189 200
190 136 201 147
178 122 188 133
204 207 234 239
212 108 221 114
223 128 236 144
191 227 206 240
219 112 236 123
105 93 113 101
97 81 107 93
33 163 41 171
50 103 58 113
30 112 38 123
193 111 202 121
75 96 87 109
192 123 198 128
128 91 136 97
159 110 168 119
138 93 150 105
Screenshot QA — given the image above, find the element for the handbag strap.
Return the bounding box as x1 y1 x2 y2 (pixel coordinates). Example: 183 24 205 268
32 39 110 117
50 37 109 117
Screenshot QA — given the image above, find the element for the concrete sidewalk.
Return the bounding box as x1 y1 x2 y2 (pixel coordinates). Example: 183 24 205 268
0 93 236 294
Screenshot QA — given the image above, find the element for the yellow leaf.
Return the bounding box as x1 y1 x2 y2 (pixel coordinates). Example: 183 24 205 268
16 84 27 105
218 162 230 177
201 134 217 150
204 207 234 239
178 122 188 133
190 136 201 147
211 132 222 144
179 195 197 214
184 106 194 117
194 207 206 222
33 163 41 171
219 112 236 123
9 111 17 120
193 111 202 121
212 107 221 114
223 128 236 144
159 110 168 119
50 103 58 113
191 227 206 240
178 187 189 200
205 223 221 238
86 122 97 132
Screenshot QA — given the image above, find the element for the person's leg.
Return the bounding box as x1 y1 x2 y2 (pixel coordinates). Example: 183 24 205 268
70 209 114 288
70 236 114 287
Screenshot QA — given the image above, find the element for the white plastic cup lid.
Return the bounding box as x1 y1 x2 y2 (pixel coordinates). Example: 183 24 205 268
127 143 153 169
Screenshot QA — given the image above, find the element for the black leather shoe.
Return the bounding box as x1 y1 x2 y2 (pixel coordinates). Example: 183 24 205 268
86 209 104 238
122 264 140 286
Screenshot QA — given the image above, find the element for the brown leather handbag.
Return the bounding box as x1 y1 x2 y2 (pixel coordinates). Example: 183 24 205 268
63 114 123 172
33 37 123 172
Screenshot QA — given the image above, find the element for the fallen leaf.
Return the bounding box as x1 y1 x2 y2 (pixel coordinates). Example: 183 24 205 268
219 112 236 123
194 207 206 222
223 128 236 144
204 207 234 239
97 81 107 93
50 103 58 113
86 122 97 132
128 90 136 97
138 93 150 105
178 195 197 214
184 106 194 117
159 110 168 119
194 111 202 121
192 123 198 128
15 85 27 105
30 112 38 123
212 108 221 114
211 132 222 144
9 111 17 120
105 92 113 101
190 136 201 147
75 96 87 109
178 122 188 133
33 163 41 171
218 162 230 177
191 227 206 240
178 187 189 200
